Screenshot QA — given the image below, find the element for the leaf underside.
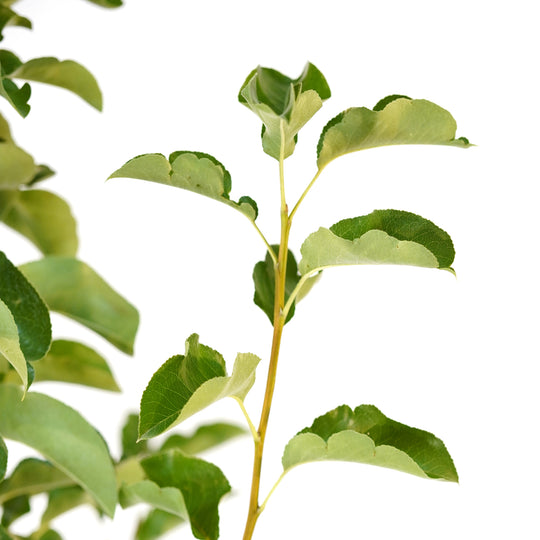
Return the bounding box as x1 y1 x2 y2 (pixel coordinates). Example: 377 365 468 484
283 404 458 482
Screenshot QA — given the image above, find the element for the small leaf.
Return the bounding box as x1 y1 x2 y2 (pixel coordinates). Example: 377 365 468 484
109 151 258 221
0 385 118 516
0 141 36 187
141 450 230 540
317 96 470 169
10 56 102 110
0 437 6 481
31 340 120 391
0 190 78 256
160 423 245 455
121 414 148 460
19 257 138 355
299 210 455 276
1 494 30 527
252 245 300 324
83 0 123 7
0 297 28 389
239 63 331 159
0 7 32 41
0 50 30 116
283 404 458 482
41 486 93 527
0 251 51 363
136 509 184 540
139 334 260 439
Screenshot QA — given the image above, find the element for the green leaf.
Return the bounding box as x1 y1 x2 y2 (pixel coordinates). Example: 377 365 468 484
0 142 36 187
0 190 77 256
160 423 245 455
109 151 258 221
121 414 148 460
0 524 9 540
0 50 30 116
41 486 93 527
283 404 458 482
299 209 455 276
141 450 230 540
317 96 470 169
0 385 118 516
136 509 184 540
0 437 6 481
239 63 331 159
253 245 300 324
0 297 28 388
139 334 260 439
10 56 102 111
0 251 51 363
0 7 31 41
83 0 122 7
1 494 30 527
19 257 139 355
31 340 120 391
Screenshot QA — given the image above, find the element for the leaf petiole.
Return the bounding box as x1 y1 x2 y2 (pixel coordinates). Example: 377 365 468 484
289 165 326 221
232 396 259 443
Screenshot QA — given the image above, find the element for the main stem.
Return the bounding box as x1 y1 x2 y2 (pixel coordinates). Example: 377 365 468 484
242 123 290 540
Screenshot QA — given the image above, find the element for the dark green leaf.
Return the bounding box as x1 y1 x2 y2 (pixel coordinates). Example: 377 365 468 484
253 245 299 324
1 495 30 527
283 404 458 482
317 96 470 169
0 7 32 41
141 450 230 540
37 531 62 540
0 251 51 386
27 164 55 186
160 423 245 455
0 437 6 480
136 509 184 540
11 56 102 111
239 63 331 159
139 334 260 439
0 190 78 256
0 524 9 540
299 209 455 276
0 50 30 116
31 340 120 391
121 414 148 459
0 297 28 388
83 0 122 7
109 151 257 221
0 386 118 516
19 257 139 355
41 486 93 527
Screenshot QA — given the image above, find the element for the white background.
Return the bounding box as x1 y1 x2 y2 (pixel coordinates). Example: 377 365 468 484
2 0 539 539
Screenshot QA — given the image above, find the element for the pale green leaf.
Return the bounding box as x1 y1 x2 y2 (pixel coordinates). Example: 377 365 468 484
19 257 138 355
0 251 51 364
0 142 35 187
41 486 93 527
0 385 118 516
0 459 73 503
136 509 184 540
317 96 470 169
0 189 77 255
283 404 458 482
139 334 260 439
109 151 258 220
141 450 230 540
0 297 28 388
160 423 245 455
31 340 120 391
0 7 32 41
0 436 6 481
239 63 331 159
11 56 102 111
299 210 455 275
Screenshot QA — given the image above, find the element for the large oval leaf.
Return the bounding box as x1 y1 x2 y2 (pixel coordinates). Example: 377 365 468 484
139 334 260 439
239 63 331 159
109 151 258 221
19 257 138 355
0 385 118 515
0 251 51 364
283 404 458 482
317 96 470 169
299 209 455 276
0 189 77 256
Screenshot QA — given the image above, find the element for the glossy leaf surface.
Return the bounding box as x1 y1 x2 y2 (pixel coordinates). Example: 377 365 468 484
19 257 138 355
0 385 118 515
0 189 77 255
317 96 470 169
141 450 230 540
31 340 120 391
283 404 458 482
139 334 260 439
109 151 257 220
239 63 331 159
0 251 51 364
299 210 455 275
